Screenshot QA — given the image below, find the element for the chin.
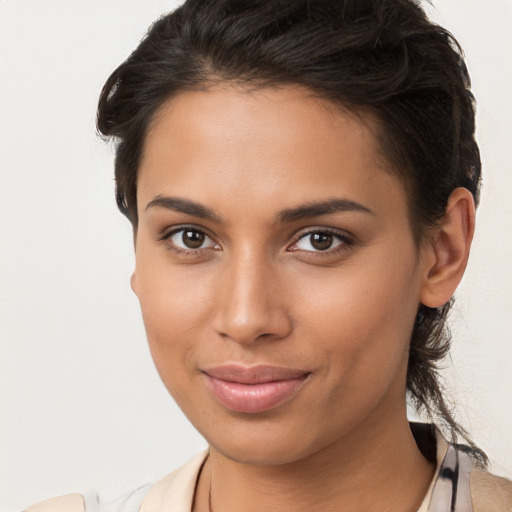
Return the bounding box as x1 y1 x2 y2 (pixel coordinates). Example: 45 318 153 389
193 408 337 467
211 436 316 467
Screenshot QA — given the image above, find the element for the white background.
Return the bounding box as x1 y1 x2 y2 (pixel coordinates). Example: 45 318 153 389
0 1 510 510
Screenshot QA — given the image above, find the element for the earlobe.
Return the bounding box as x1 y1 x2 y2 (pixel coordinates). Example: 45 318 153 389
420 187 476 308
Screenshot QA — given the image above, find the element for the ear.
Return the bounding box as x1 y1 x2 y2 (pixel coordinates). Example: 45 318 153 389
420 187 476 308
130 271 139 296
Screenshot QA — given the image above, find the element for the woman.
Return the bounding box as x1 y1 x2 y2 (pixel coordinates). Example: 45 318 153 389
24 0 512 510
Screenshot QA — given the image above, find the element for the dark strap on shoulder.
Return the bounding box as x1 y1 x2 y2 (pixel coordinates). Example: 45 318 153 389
428 444 474 512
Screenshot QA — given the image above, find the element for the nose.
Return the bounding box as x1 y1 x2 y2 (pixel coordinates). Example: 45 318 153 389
213 250 292 345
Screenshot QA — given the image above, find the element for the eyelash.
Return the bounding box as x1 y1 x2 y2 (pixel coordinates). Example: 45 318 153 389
159 226 354 257
159 226 219 256
288 228 354 256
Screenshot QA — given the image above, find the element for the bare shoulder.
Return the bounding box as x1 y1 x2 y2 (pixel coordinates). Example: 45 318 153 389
22 493 85 512
471 469 512 512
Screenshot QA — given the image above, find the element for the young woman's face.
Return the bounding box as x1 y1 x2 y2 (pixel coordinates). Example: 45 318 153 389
133 86 432 465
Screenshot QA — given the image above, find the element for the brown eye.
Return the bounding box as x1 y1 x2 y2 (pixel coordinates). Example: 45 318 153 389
291 230 347 253
168 228 217 252
182 230 205 248
310 232 333 251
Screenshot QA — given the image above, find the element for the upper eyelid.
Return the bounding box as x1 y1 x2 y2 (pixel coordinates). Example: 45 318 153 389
160 224 213 240
290 226 353 242
285 228 354 256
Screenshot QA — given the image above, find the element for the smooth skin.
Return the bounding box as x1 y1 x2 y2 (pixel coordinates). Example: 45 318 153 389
131 86 475 512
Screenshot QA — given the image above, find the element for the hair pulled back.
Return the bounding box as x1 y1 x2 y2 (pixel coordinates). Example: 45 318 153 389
97 0 484 464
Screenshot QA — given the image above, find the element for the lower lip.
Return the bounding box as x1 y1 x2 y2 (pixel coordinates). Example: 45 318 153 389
204 374 309 414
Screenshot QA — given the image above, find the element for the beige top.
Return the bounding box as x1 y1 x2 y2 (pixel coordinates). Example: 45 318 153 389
24 433 512 512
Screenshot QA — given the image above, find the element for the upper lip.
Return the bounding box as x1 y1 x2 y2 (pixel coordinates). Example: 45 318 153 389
202 364 310 384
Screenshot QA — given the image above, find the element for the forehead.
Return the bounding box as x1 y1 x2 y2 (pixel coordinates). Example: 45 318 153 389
138 86 408 224
143 85 381 167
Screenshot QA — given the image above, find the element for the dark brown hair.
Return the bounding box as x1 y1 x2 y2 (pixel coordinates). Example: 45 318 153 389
97 0 485 464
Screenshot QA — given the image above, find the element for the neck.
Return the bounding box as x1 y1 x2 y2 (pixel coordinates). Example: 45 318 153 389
194 413 434 512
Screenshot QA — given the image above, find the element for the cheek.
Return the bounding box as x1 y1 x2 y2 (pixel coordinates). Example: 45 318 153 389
290 259 418 434
134 257 216 388
295 248 420 376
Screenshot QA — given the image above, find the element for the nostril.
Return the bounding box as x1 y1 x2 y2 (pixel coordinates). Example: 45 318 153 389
212 267 293 344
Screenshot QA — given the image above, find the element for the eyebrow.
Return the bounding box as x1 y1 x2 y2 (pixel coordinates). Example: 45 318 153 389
145 195 373 224
276 198 374 223
145 196 222 222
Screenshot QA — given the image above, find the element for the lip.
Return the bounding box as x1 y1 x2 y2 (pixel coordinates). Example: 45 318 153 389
202 364 311 414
